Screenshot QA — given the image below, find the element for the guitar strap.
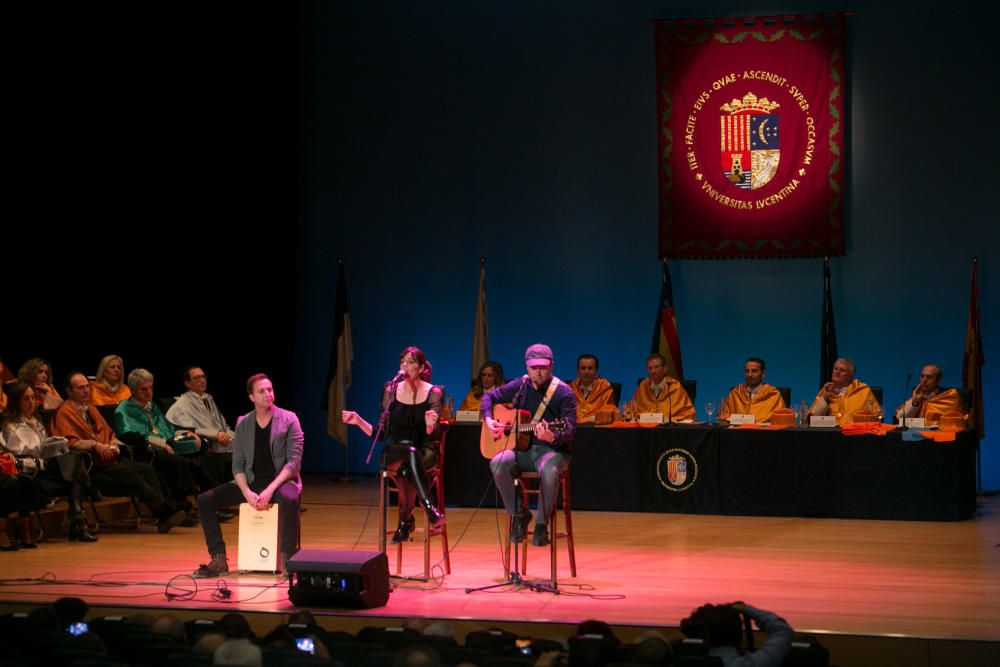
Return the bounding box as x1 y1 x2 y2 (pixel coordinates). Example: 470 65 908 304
531 376 561 424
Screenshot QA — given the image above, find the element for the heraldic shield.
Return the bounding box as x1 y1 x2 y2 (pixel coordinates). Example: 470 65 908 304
720 92 780 190
667 455 687 486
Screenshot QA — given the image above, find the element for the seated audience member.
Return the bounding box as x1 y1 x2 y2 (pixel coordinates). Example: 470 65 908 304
166 365 235 485
719 357 786 423
569 354 621 423
0 449 41 549
114 368 203 504
575 619 619 644
627 353 695 421
809 358 881 425
393 644 443 667
213 638 262 667
0 355 15 411
631 630 672 664
150 614 188 645
896 364 965 426
90 354 132 407
194 633 228 655
1 381 97 542
681 601 793 667
18 357 63 411
457 361 504 412
49 372 187 533
192 374 303 579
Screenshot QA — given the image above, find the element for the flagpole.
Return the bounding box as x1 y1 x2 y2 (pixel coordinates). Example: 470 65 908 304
339 258 352 483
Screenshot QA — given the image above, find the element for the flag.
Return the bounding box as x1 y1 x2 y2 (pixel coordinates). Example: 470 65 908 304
820 257 838 387
322 261 353 445
651 259 684 380
470 257 489 383
962 257 985 440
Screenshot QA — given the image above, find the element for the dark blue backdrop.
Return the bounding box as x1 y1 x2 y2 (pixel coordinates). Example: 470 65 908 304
296 0 998 490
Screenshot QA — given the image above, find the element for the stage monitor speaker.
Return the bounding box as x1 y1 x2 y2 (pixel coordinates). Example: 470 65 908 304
287 550 390 609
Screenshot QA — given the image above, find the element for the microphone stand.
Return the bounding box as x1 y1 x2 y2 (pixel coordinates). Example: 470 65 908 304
467 376 558 596
665 380 673 425
898 373 911 432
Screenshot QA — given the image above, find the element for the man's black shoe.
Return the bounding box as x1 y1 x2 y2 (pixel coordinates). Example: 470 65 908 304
531 525 550 547
509 509 532 543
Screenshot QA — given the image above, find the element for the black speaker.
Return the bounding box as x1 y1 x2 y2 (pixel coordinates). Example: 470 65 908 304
287 550 390 609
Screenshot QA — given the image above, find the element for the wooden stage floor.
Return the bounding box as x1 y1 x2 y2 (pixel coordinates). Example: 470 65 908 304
2 475 999 648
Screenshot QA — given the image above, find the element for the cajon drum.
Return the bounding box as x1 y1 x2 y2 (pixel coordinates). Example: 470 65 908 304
237 503 279 573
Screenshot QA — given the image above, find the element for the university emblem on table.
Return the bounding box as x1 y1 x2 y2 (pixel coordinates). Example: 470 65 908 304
720 92 780 190
656 448 698 492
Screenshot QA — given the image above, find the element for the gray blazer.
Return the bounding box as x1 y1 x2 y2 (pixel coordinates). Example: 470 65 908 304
232 406 304 490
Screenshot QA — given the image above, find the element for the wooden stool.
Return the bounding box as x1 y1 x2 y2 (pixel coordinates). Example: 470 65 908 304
378 426 451 581
503 467 576 588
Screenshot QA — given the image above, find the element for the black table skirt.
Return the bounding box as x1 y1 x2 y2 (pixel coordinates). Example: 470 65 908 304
442 423 977 521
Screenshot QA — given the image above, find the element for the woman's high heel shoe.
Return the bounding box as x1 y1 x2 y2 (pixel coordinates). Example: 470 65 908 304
391 516 416 543
421 499 446 530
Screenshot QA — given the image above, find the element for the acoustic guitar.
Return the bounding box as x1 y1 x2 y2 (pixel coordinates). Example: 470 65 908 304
479 404 567 459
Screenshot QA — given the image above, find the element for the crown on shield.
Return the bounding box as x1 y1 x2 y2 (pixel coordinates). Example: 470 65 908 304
720 92 780 115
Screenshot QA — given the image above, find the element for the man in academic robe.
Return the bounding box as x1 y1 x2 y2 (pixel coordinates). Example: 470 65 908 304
568 354 620 423
895 364 965 426
166 365 235 486
50 372 187 533
720 357 786 423
809 358 880 425
114 368 203 505
627 353 695 422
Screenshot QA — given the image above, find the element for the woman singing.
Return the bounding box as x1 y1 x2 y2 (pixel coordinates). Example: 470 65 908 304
343 346 445 543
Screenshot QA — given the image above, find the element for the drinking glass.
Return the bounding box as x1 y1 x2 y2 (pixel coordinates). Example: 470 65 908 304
704 402 716 424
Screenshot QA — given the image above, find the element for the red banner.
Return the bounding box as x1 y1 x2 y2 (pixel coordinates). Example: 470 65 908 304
654 16 846 259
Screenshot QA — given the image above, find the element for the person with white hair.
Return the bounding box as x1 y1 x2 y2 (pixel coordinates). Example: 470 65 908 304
213 638 262 667
114 368 202 510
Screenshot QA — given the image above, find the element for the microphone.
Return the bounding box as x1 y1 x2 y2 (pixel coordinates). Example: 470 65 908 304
389 370 406 383
899 372 911 431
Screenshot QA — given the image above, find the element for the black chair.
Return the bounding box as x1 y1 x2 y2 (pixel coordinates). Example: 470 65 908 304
673 657 724 666
95 404 119 430
363 651 397 667
568 635 619 666
156 396 177 414
482 657 534 667
465 629 518 654
670 638 709 657
441 646 493 665
870 386 884 408
610 382 622 407
777 386 791 407
958 388 973 411
784 633 830 667
326 642 384 665
355 626 421 650
680 379 697 403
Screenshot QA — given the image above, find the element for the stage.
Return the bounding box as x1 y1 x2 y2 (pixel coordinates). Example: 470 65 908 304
2 475 998 666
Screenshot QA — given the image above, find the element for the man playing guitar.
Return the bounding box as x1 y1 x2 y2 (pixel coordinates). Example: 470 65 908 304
482 343 577 547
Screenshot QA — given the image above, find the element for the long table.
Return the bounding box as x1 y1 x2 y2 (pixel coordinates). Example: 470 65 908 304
442 423 977 521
